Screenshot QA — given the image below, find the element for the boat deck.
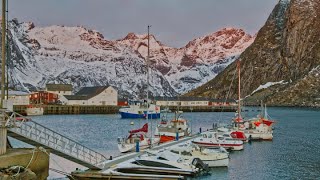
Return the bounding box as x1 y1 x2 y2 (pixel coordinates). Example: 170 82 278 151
101 134 201 169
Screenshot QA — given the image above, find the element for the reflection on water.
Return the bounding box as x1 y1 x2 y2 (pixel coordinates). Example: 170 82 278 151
9 107 320 179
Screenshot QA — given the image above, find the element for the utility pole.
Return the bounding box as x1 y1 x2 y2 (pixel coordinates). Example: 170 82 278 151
1 0 6 107
6 0 8 99
0 0 7 155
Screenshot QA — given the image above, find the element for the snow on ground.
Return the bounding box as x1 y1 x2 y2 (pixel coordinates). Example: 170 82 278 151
250 80 288 95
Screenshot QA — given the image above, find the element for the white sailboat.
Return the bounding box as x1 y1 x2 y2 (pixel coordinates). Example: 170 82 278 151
118 25 160 119
232 60 274 140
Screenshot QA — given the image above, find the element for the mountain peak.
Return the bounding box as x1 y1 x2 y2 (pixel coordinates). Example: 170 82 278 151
123 32 139 40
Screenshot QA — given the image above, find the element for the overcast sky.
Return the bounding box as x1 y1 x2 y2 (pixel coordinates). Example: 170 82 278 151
8 0 278 47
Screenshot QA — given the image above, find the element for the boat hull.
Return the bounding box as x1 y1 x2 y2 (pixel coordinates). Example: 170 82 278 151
118 138 160 153
120 111 160 119
155 135 185 143
204 158 229 167
191 141 244 151
71 171 183 180
26 107 44 116
245 132 273 140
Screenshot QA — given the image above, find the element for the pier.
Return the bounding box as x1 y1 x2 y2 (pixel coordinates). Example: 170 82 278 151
13 105 235 115
13 105 120 115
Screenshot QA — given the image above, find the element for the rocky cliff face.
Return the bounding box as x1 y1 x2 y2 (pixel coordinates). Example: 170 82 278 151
187 0 320 107
0 19 254 98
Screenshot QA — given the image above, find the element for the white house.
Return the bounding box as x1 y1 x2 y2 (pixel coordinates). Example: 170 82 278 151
46 84 73 96
64 86 117 105
0 90 30 105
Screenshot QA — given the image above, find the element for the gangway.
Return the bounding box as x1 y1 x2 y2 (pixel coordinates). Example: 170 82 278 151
3 110 107 170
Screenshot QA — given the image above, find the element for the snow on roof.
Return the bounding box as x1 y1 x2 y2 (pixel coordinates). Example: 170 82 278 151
0 90 30 96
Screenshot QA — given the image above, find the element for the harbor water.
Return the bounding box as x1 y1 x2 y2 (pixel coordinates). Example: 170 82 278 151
9 107 320 179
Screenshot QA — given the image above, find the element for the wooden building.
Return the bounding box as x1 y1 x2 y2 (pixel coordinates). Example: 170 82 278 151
154 97 236 107
63 86 117 106
29 91 59 104
1 90 30 105
46 84 73 96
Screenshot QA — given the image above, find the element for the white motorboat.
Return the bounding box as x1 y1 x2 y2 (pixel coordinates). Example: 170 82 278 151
117 123 160 153
192 131 244 151
154 111 191 143
25 105 44 116
115 152 200 176
168 142 229 167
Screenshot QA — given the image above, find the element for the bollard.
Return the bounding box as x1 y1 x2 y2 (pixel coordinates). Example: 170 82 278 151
199 127 202 133
175 132 179 141
136 141 140 152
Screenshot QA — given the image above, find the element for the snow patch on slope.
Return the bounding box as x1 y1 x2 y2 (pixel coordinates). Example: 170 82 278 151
251 80 288 95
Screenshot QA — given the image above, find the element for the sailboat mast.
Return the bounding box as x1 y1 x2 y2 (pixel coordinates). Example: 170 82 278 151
1 0 7 108
146 25 150 120
237 59 241 120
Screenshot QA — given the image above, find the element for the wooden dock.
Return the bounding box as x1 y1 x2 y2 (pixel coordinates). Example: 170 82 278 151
13 105 235 115
13 105 120 115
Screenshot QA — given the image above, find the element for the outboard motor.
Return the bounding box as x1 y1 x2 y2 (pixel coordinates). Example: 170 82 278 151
192 158 209 172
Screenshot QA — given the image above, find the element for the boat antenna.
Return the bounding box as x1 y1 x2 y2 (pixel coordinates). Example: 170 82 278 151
236 59 242 122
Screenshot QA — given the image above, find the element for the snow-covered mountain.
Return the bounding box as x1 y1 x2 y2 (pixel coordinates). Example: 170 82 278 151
117 28 254 93
2 19 254 98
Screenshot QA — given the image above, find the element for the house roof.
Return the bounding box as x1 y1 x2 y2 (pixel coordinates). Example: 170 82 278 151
64 95 88 100
0 90 29 96
46 84 73 91
64 86 111 100
153 96 236 103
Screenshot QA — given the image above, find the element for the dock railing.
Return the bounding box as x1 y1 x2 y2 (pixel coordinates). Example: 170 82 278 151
4 109 107 169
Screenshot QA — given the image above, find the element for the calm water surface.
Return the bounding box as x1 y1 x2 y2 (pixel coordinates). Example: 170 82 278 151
10 107 320 179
